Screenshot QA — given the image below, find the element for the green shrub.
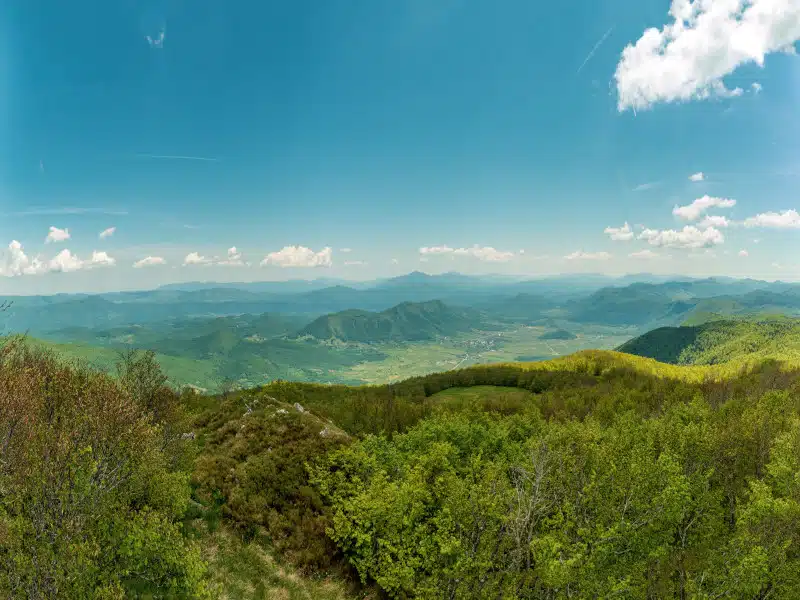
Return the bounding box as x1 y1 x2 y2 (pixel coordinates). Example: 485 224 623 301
0 338 208 599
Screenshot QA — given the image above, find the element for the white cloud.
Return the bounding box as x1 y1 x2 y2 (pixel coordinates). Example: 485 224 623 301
99 227 116 239
738 249 749 257
45 226 70 243
339 247 353 253
48 249 85 273
453 246 516 262
752 82 763 93
614 0 800 111
183 252 212 266
638 225 724 249
0 241 47 276
743 209 800 229
133 256 166 268
633 182 659 192
698 215 730 229
564 251 612 261
689 172 705 182
419 245 518 262
218 246 245 266
419 245 455 256
0 241 115 276
391 258 399 265
261 246 333 268
344 260 367 266
628 249 662 259
604 222 634 241
673 195 736 221
86 251 116 268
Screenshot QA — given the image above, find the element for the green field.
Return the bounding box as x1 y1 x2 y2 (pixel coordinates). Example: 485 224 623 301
26 338 222 391
343 325 635 384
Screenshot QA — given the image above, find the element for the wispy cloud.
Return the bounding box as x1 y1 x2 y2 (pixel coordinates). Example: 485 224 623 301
145 30 165 48
633 182 659 192
564 251 612 260
576 26 614 75
135 154 219 162
6 207 128 217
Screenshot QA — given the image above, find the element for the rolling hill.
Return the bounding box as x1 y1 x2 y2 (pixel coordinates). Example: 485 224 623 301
616 316 800 365
298 299 493 343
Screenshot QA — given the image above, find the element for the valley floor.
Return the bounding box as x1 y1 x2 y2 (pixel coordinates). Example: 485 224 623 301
343 324 635 384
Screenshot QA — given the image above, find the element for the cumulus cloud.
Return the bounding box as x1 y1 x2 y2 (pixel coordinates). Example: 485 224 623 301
183 252 212 266
698 215 730 229
133 256 166 268
218 246 245 266
689 172 705 182
99 227 116 239
48 249 85 273
638 225 724 248
45 226 70 243
604 222 634 241
261 246 333 268
0 241 115 276
0 241 47 276
752 82 763 93
673 195 736 221
629 249 662 259
564 251 612 261
739 249 749 257
419 245 519 262
614 0 800 111
87 251 116 267
743 209 800 229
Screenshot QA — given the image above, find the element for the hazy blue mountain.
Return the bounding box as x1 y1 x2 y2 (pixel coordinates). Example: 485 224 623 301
3 273 799 340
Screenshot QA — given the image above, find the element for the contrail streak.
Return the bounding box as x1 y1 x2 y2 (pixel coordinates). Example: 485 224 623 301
136 154 219 162
576 26 614 75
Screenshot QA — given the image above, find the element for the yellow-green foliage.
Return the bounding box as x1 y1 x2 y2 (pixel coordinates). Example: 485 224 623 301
619 316 800 368
0 338 209 599
191 347 800 598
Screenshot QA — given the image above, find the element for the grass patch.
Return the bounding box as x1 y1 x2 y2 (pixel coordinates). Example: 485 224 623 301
197 526 366 600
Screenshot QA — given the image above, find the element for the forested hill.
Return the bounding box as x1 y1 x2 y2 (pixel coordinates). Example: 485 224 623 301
298 299 490 342
616 316 800 365
11 335 800 597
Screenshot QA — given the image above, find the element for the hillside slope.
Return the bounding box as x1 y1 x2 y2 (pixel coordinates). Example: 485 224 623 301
299 300 492 343
617 316 800 365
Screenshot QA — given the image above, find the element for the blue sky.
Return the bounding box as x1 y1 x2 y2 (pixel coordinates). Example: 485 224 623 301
1 0 799 293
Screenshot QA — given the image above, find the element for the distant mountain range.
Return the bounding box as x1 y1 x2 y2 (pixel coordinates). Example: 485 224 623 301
4 272 800 339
